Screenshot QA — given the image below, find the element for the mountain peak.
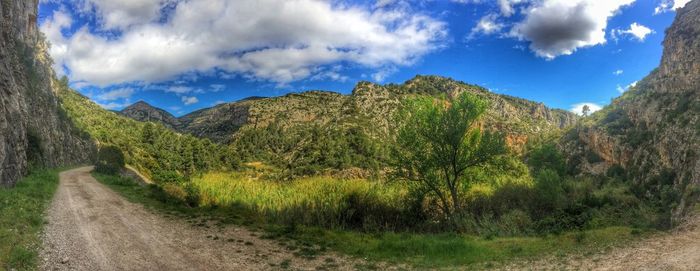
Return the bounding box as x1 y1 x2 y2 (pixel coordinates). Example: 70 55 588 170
120 101 180 129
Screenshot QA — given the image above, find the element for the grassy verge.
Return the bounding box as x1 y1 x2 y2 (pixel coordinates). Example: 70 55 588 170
0 169 60 270
93 172 652 269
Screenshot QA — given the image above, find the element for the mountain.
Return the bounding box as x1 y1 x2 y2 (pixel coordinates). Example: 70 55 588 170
563 0 700 220
0 0 95 186
120 101 181 130
121 76 578 150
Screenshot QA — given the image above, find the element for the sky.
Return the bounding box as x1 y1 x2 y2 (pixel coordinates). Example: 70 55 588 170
37 0 689 116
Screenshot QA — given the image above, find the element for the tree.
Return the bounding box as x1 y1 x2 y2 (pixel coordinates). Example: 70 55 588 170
392 92 507 219
582 105 591 117
95 145 125 175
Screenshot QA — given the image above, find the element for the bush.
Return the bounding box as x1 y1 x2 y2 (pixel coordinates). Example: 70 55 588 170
534 169 566 214
94 146 125 175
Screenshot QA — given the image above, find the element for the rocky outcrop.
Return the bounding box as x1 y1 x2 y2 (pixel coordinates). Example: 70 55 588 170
120 101 181 130
564 0 700 219
121 75 578 151
0 0 95 186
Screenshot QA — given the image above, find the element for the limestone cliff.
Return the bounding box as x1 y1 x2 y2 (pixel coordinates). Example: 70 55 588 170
0 0 95 186
121 76 578 149
564 0 700 219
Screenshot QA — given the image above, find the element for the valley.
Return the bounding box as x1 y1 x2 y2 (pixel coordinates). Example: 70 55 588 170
0 0 698 270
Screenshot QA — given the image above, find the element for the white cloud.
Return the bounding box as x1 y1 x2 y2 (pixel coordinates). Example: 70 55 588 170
570 102 602 116
166 86 194 94
41 0 447 86
617 80 638 93
470 13 504 37
655 0 691 14
39 10 72 77
75 0 171 30
97 88 134 101
97 101 130 110
498 0 527 17
210 84 226 92
613 69 624 75
612 23 654 42
509 0 635 60
181 96 199 105
371 66 399 82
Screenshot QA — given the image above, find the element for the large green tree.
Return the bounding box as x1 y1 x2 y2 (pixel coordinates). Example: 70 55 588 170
392 92 507 219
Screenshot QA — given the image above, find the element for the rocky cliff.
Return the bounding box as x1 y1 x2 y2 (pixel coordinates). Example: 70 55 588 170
121 76 578 150
0 0 95 186
564 0 700 219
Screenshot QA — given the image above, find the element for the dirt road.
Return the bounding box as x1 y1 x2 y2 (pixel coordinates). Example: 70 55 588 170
39 167 363 271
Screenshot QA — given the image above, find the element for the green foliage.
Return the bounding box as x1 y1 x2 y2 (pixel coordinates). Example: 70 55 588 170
392 92 507 219
527 143 566 175
0 169 59 270
57 86 238 182
94 170 648 269
94 146 125 175
231 120 384 178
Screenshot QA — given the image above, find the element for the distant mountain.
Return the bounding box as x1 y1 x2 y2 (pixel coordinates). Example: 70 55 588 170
563 0 700 221
121 75 578 150
120 101 181 130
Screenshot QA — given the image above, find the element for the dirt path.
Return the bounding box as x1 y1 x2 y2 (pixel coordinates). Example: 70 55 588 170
39 167 366 271
502 213 700 271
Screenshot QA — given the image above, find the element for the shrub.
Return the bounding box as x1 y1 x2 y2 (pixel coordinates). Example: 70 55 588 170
94 146 125 175
533 169 566 214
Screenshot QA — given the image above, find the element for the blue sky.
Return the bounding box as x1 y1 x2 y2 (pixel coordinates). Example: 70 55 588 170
38 0 687 116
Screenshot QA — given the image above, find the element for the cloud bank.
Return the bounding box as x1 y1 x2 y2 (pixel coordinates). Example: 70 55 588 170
41 0 447 86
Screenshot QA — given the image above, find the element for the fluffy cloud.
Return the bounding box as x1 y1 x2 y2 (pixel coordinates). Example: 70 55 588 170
570 102 602 116
612 23 654 42
181 96 199 106
97 88 134 101
655 0 691 14
39 10 72 77
497 0 527 17
470 13 504 37
510 0 635 59
613 69 624 75
41 0 447 86
74 0 170 29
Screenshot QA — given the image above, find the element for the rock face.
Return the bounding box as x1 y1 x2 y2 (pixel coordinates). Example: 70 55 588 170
120 101 181 130
121 75 578 149
0 0 95 186
564 0 700 219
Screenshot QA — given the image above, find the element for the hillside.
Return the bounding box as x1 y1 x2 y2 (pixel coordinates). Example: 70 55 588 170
563 0 700 222
0 0 94 186
121 76 578 149
58 85 238 182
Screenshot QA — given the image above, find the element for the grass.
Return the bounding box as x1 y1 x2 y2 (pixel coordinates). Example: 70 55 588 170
93 172 651 269
193 172 406 229
0 169 60 270
276 225 640 268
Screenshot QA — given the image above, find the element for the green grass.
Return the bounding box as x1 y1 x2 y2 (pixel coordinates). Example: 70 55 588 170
93 172 650 269
276 226 641 268
0 169 60 270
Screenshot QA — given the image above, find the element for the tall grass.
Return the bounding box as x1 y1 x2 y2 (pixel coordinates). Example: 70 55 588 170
0 169 59 270
192 173 409 230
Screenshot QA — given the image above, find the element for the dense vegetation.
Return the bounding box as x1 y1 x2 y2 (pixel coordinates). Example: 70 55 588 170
94 146 126 175
0 169 60 270
58 76 679 267
57 79 238 182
